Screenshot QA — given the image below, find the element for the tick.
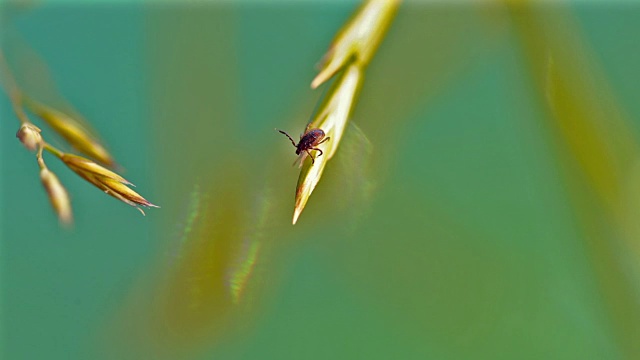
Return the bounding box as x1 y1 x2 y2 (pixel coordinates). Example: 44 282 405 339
277 128 330 165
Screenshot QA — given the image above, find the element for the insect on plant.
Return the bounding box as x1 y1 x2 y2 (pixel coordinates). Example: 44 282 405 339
277 128 330 165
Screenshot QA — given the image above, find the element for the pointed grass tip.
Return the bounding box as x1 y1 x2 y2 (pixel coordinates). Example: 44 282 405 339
61 153 158 214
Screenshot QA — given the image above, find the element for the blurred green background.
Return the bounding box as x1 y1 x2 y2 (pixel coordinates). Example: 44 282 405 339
2 1 640 359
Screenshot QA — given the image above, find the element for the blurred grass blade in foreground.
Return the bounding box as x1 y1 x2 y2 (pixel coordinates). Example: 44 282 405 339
293 0 399 224
508 2 640 357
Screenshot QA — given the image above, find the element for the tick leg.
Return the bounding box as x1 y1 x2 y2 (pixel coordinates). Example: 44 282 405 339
277 129 297 148
317 137 330 145
305 150 316 165
311 147 324 158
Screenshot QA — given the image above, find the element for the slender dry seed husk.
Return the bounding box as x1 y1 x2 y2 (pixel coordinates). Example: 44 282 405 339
40 167 73 225
61 153 158 213
26 100 114 166
16 123 42 152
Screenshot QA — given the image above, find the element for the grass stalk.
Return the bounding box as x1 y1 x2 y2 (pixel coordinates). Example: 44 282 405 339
292 0 400 224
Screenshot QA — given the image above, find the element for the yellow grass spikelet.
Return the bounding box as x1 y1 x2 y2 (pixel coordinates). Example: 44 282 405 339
61 153 158 214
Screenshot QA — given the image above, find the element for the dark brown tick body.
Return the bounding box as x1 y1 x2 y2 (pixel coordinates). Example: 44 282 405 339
277 128 330 165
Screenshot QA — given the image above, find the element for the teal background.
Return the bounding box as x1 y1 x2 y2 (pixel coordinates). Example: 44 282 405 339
2 2 640 359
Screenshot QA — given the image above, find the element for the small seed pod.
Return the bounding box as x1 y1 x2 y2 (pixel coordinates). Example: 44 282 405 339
16 123 42 152
40 167 73 225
